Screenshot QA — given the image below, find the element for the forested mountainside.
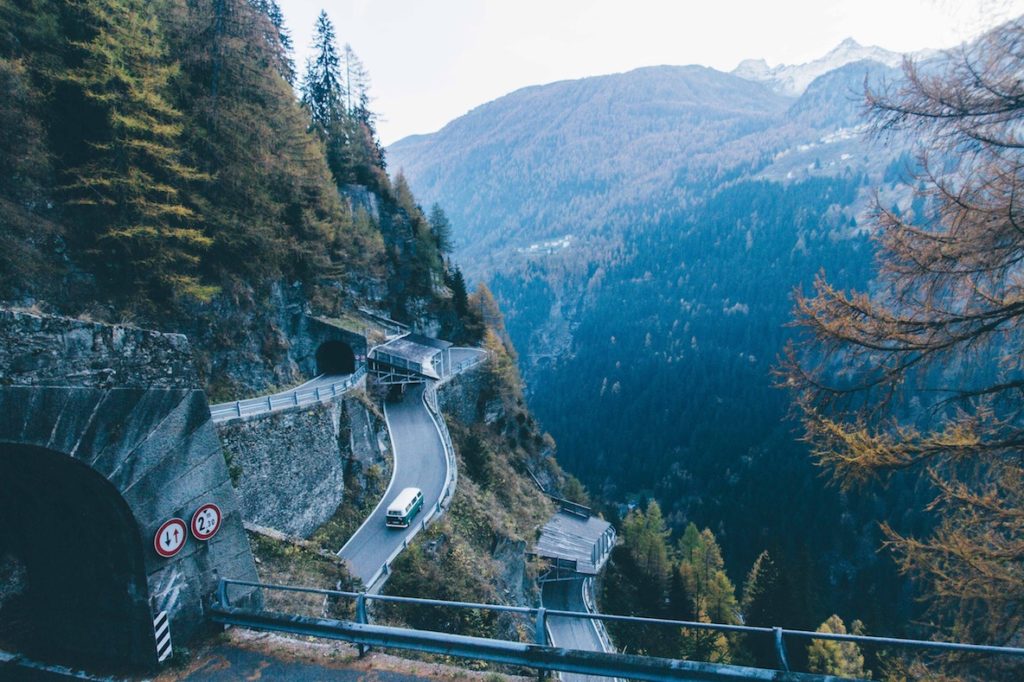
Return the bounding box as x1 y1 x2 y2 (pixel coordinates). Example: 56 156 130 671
0 0 594 658
0 0 475 395
388 46 928 637
388 57 902 278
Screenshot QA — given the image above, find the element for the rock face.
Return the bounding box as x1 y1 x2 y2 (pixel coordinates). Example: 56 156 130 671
217 392 389 538
0 308 198 388
0 309 258 670
437 365 487 424
188 283 369 401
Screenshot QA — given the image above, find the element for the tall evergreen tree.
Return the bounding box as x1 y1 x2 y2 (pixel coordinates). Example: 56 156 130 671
301 10 344 134
450 266 469 315
249 0 294 84
428 203 454 254
741 551 785 668
62 0 212 303
341 42 369 115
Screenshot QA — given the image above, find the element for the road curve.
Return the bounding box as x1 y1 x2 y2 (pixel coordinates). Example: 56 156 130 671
544 578 613 682
337 383 448 588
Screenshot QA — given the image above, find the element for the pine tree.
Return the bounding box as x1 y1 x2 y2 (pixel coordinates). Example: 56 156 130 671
449 267 469 315
249 0 294 84
173 0 359 282
62 0 213 303
622 501 671 594
741 551 784 668
675 524 740 663
806 615 867 678
301 10 344 134
429 203 454 254
341 43 369 115
783 20 1024 662
742 551 781 625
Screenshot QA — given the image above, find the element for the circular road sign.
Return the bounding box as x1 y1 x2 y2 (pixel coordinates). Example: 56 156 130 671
154 518 187 558
190 503 222 541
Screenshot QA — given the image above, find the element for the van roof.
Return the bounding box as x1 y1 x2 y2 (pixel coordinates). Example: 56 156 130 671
387 487 422 513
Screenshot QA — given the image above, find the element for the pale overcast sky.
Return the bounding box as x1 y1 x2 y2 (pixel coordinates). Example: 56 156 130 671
279 0 1024 145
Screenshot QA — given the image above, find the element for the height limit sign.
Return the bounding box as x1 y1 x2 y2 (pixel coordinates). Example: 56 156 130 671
154 518 187 558
191 503 222 541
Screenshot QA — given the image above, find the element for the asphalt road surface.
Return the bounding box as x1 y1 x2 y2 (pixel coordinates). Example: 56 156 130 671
337 383 448 588
543 579 611 682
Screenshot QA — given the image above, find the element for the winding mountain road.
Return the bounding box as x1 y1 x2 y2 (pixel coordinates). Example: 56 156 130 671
337 383 450 590
543 578 613 682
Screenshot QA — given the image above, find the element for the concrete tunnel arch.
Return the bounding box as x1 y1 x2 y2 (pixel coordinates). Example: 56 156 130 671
316 340 356 375
0 443 155 670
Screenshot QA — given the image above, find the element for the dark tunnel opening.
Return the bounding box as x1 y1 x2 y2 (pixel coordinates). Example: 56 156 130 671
0 444 155 671
315 340 356 375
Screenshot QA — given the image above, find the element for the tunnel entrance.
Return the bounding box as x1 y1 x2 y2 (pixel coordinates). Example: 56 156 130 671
316 340 356 375
0 444 155 671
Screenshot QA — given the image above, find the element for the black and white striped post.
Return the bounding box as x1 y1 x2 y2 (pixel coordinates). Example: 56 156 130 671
153 610 172 663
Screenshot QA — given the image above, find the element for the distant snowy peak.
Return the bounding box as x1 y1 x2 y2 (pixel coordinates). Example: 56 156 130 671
733 38 907 97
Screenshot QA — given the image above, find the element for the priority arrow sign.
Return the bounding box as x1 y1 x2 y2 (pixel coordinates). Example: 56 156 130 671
154 518 187 558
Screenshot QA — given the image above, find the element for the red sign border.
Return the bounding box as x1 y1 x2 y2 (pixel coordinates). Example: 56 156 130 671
190 502 222 541
154 518 187 558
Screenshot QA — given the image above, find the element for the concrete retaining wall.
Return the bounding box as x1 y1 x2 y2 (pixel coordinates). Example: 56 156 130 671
217 392 388 538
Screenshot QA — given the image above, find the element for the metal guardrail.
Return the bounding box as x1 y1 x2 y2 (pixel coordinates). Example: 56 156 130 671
215 578 1024 679
210 366 367 423
582 577 615 655
438 348 488 383
357 307 410 335
212 601 849 682
551 496 592 519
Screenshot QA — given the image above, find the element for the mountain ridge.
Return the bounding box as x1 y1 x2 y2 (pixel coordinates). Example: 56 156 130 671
731 37 908 96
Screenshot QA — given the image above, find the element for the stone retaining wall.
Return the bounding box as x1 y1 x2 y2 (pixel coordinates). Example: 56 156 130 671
217 392 389 537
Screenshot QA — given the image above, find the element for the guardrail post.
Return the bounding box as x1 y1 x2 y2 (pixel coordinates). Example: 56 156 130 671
316 387 321 401
236 401 241 417
267 396 272 410
774 627 791 672
294 392 299 406
356 592 369 657
534 607 548 681
534 607 547 646
217 578 229 608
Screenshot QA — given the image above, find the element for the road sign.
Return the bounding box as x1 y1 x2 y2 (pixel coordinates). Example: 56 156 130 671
190 503 222 541
154 518 187 558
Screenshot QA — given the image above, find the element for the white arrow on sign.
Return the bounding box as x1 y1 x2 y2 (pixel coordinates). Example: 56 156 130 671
154 518 187 558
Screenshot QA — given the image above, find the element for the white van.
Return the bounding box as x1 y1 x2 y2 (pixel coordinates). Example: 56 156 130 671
386 487 424 528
